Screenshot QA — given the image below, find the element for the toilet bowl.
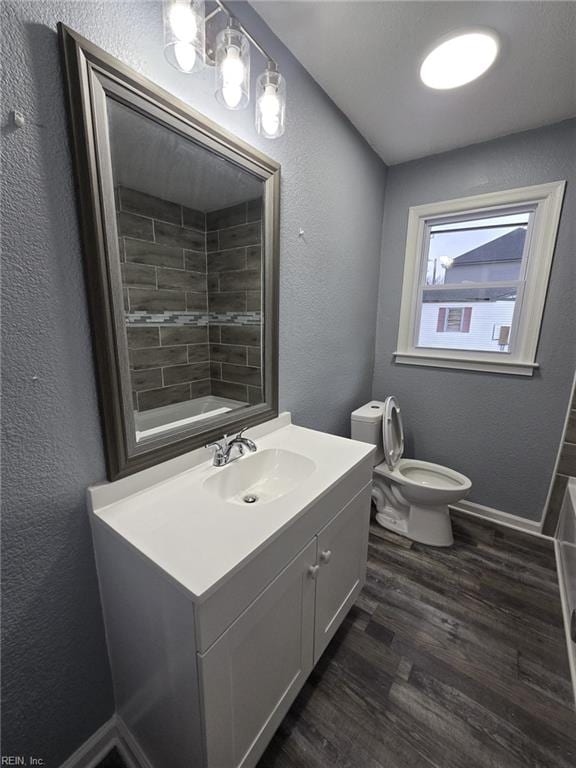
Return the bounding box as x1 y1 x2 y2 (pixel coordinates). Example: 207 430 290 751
351 398 471 547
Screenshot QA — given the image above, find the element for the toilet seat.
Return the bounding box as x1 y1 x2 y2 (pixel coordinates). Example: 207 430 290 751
375 458 471 492
382 396 404 470
379 396 471 494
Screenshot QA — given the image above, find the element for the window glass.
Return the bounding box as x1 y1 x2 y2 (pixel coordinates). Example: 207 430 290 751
417 287 517 352
425 212 529 286
445 308 465 332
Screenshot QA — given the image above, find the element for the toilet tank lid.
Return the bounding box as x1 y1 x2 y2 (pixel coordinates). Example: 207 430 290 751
351 401 387 423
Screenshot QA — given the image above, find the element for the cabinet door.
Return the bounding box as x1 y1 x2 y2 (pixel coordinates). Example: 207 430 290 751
199 539 317 768
314 483 372 662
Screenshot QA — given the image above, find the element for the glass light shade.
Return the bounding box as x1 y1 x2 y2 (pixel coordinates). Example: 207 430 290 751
255 66 286 139
420 31 499 90
215 25 250 110
163 0 205 74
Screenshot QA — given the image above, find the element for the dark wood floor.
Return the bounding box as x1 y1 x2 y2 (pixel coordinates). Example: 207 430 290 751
257 512 575 768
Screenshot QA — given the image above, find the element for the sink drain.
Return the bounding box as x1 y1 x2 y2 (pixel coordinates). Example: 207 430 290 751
243 494 258 504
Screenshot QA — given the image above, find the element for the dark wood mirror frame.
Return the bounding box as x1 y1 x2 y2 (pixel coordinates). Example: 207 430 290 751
59 24 280 480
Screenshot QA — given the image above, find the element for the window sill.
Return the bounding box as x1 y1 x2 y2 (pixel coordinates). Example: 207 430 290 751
393 351 539 376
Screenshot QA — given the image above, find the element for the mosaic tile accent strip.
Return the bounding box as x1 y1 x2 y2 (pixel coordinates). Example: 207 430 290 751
125 311 262 327
209 311 262 326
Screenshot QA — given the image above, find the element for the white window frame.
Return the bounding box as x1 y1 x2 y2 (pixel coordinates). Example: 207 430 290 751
394 181 566 376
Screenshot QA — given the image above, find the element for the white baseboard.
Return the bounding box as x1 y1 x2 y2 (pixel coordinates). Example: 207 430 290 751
554 539 576 709
450 499 545 537
58 715 149 768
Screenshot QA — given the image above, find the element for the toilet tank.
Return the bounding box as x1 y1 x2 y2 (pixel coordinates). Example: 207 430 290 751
351 401 386 465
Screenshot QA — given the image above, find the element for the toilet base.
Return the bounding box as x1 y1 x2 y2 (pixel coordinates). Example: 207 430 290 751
407 503 453 547
375 509 409 536
374 501 453 547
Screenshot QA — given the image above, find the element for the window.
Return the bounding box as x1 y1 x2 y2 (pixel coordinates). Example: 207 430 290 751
437 307 471 333
394 181 565 375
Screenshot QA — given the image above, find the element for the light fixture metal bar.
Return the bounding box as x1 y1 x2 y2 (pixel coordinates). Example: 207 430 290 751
211 0 277 67
205 6 221 22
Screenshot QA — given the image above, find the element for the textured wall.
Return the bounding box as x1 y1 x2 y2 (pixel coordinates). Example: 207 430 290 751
373 120 576 522
1 1 386 764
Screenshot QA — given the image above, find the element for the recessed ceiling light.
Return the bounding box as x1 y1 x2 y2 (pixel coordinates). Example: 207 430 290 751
420 30 500 90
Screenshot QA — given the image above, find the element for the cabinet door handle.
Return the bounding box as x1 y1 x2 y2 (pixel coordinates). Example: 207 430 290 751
320 549 332 564
307 565 320 579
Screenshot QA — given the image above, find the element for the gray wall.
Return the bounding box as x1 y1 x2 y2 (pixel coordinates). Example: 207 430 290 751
1 1 386 764
373 120 576 522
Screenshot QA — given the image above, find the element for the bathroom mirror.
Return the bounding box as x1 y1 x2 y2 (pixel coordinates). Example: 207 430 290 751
60 25 279 479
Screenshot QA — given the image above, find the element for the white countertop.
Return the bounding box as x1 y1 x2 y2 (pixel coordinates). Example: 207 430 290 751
89 414 374 601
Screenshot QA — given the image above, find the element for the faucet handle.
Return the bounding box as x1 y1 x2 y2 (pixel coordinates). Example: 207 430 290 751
206 434 228 450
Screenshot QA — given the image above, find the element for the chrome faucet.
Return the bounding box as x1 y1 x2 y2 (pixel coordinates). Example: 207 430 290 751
207 428 257 467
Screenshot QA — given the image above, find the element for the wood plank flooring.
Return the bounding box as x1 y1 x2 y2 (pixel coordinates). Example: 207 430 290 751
257 512 575 768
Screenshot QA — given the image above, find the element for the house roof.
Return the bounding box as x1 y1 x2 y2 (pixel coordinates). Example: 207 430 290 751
451 228 526 266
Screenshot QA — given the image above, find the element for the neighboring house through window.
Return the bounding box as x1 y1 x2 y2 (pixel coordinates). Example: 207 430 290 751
394 181 565 375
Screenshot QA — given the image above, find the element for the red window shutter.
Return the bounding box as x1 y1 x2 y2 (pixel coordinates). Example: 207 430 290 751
462 307 472 332
437 307 447 332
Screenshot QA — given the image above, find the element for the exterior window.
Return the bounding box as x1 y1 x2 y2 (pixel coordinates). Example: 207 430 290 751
417 209 528 353
394 181 565 375
437 307 472 333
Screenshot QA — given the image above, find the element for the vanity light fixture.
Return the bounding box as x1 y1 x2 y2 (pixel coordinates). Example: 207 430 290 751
420 30 499 90
163 0 206 73
255 62 286 138
215 18 250 110
162 0 286 138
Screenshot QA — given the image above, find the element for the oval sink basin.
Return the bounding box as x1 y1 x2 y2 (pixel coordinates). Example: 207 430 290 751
203 448 316 506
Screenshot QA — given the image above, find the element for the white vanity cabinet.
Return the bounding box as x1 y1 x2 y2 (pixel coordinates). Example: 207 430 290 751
90 418 374 768
199 485 371 768
199 539 317 768
314 486 371 662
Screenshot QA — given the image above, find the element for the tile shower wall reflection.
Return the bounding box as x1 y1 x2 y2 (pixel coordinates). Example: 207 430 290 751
544 388 576 534
117 187 263 411
207 200 263 405
118 186 211 411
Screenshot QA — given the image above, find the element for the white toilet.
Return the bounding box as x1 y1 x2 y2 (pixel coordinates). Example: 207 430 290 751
351 397 471 547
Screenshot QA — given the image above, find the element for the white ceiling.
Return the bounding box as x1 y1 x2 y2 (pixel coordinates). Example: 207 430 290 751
252 1 576 164
108 99 262 211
